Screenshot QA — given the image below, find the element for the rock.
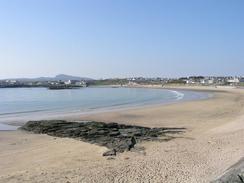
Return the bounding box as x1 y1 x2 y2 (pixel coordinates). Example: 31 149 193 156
130 136 137 148
103 149 116 156
109 131 120 136
20 120 185 155
238 173 244 183
106 123 119 128
212 158 244 183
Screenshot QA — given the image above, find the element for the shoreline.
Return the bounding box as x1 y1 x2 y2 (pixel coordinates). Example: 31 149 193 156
75 88 231 132
1 86 244 182
0 87 211 127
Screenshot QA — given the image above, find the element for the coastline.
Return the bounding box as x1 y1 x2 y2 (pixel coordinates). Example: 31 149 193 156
75 87 235 134
1 86 244 182
0 87 210 127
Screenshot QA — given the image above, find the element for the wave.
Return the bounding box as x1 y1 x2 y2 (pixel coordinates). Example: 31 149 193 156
0 109 48 116
170 90 185 100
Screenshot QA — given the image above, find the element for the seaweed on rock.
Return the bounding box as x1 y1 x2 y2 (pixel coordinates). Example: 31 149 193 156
20 120 185 156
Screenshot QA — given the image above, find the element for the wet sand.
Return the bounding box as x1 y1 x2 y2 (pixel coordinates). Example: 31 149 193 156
1 87 244 183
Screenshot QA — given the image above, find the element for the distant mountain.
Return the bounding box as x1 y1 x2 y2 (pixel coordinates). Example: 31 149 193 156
54 74 92 81
2 74 93 82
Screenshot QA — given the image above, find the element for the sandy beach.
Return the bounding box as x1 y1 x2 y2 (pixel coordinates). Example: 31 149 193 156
1 86 244 183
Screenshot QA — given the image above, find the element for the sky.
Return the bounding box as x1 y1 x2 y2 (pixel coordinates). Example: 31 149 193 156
0 0 243 79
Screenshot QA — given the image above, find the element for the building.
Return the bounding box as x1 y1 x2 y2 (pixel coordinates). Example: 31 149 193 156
64 80 86 86
227 77 239 84
74 81 87 86
200 78 214 85
186 79 195 84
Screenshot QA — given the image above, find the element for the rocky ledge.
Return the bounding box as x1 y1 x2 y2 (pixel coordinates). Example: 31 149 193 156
20 120 185 156
212 158 244 183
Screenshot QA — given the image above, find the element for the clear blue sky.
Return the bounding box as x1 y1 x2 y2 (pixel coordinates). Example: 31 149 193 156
0 0 243 79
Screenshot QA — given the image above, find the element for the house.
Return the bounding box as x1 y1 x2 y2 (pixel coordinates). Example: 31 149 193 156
186 79 195 84
64 80 72 85
200 79 207 84
227 77 239 84
74 81 87 86
6 80 17 84
210 79 214 84
64 80 86 86
200 78 214 85
64 80 78 85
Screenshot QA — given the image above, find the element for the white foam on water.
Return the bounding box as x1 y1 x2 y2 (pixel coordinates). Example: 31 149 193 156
170 90 185 100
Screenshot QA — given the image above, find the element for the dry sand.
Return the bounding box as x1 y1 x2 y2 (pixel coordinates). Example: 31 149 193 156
1 87 244 183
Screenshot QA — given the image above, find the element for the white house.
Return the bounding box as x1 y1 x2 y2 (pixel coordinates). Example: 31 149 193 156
64 80 72 85
200 78 214 85
74 81 86 86
227 77 239 84
64 80 86 86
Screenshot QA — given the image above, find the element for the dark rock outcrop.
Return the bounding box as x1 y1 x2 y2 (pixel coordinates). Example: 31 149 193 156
103 149 117 156
212 158 244 183
20 120 185 155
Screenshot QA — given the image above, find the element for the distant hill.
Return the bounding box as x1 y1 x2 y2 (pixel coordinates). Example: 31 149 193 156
2 74 93 82
54 74 93 81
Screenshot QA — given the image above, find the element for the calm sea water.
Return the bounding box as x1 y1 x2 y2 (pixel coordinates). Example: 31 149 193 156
0 87 209 130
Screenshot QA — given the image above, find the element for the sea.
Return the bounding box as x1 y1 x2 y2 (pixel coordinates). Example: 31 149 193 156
0 87 210 130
